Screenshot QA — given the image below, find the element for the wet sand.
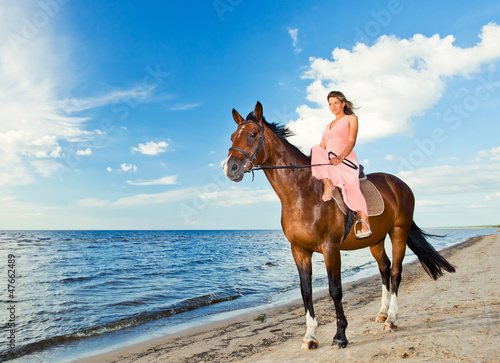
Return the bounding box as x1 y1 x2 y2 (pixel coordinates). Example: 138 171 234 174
76 234 499 363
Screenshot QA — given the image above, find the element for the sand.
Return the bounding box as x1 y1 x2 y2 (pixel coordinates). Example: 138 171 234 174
76 234 499 363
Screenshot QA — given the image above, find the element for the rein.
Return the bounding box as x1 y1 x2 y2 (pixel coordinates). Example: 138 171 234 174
229 119 358 181
255 152 358 171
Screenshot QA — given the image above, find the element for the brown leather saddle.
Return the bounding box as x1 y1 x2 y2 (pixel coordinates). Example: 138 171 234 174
332 166 384 217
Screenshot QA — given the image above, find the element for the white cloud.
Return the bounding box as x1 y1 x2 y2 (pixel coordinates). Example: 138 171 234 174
199 187 278 207
131 141 169 155
72 188 195 208
0 130 61 158
414 200 455 212
287 23 500 152
397 163 500 196
106 185 278 209
106 167 113 172
76 198 110 208
59 88 153 114
485 192 500 201
416 200 452 206
113 188 195 207
121 164 137 172
126 175 178 186
0 2 165 185
170 103 200 111
0 154 34 186
288 28 302 53
62 128 107 143
0 195 41 218
31 160 64 178
469 204 487 209
0 3 84 145
477 145 500 161
76 148 92 156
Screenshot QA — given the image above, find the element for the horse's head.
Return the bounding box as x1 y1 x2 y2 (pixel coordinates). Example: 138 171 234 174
223 101 268 182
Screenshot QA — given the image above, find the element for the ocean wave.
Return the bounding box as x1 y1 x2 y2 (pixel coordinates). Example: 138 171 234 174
60 276 93 284
190 257 215 265
342 261 376 278
1 290 242 360
259 261 280 269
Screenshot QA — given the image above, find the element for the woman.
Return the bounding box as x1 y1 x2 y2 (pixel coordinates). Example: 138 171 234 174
311 91 371 238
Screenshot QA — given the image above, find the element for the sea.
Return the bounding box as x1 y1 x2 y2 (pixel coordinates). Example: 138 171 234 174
0 228 497 362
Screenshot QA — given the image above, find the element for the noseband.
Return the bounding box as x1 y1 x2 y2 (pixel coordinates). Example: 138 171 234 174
228 119 267 171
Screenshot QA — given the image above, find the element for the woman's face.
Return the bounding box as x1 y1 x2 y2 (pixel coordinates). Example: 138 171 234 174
328 97 345 115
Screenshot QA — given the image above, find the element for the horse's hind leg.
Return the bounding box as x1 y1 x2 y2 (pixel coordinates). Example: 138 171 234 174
369 239 391 323
324 246 348 349
385 226 411 332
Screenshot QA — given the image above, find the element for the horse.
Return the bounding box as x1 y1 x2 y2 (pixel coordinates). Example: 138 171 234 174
223 101 455 350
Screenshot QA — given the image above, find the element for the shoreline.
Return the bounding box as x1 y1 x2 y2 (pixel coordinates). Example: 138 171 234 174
75 233 499 362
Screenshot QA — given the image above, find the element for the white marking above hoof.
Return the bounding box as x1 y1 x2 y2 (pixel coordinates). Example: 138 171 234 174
302 339 319 350
384 322 398 332
375 313 388 323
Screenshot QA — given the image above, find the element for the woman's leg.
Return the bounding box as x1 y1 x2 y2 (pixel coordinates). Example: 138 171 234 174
322 178 335 202
356 210 371 233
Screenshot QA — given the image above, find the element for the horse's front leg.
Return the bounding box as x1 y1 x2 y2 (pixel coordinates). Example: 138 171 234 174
324 246 348 349
291 245 318 350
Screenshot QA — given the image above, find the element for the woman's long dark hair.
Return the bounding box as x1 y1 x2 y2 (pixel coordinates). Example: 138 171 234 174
327 91 357 115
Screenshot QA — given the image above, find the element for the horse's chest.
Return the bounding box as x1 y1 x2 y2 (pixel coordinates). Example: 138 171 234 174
282 220 325 253
280 201 343 253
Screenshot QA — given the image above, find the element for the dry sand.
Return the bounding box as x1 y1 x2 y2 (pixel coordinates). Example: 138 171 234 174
76 234 499 363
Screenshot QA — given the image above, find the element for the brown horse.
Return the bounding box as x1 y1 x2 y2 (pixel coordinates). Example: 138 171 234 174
223 101 455 350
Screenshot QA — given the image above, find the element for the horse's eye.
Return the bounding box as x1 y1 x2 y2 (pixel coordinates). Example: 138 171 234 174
250 132 257 138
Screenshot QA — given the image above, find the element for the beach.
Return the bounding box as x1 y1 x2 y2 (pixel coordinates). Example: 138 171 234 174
76 233 499 363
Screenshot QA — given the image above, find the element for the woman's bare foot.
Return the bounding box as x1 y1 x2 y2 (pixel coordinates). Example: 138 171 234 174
355 210 372 238
321 179 335 202
322 190 333 202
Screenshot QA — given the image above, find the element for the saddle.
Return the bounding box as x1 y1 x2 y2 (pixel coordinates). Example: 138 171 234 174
332 166 384 217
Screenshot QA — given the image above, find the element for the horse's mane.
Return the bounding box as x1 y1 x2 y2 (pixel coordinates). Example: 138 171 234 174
246 112 310 160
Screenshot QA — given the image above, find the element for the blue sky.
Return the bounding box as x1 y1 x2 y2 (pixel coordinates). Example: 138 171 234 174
1 0 499 229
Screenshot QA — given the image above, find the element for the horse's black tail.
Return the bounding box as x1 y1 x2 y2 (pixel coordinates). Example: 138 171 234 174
407 221 456 280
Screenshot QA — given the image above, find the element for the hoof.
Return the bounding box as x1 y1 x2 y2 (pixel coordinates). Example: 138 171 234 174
384 322 398 332
375 313 387 323
331 339 348 349
301 339 319 350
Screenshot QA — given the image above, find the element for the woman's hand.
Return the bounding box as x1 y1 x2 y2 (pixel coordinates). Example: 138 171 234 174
330 155 344 166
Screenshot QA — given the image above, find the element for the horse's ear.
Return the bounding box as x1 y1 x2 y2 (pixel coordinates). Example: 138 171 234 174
254 101 263 122
232 108 245 125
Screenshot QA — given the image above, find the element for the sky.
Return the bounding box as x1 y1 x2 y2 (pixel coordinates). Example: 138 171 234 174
0 0 499 230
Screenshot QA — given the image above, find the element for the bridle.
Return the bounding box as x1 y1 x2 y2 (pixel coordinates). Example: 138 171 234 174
228 119 268 171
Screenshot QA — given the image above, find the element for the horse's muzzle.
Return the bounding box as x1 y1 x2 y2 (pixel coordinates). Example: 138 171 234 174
223 156 248 182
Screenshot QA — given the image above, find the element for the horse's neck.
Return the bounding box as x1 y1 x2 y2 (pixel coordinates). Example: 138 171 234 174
263 132 315 205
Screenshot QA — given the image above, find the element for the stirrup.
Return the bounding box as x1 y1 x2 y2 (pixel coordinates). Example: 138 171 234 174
354 216 372 239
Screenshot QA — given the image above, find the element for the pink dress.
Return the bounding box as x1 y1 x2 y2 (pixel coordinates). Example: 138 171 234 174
311 115 368 215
